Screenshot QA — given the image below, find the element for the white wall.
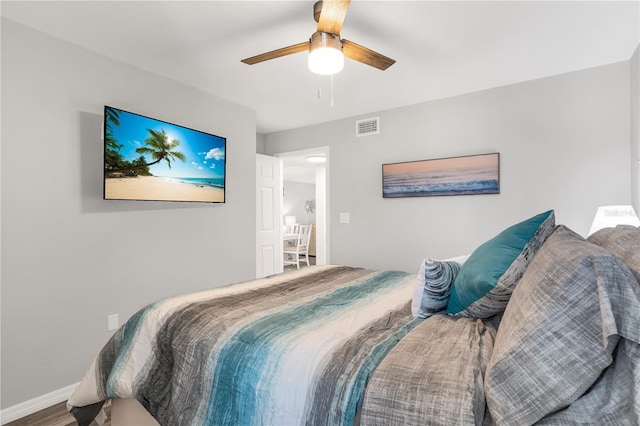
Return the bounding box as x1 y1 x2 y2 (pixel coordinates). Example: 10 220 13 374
631 45 640 216
283 181 316 225
1 20 257 408
265 62 632 273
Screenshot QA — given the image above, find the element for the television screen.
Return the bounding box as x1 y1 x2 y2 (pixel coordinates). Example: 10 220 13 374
103 106 226 203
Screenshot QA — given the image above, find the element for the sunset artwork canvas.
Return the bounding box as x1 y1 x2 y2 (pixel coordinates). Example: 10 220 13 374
382 153 500 198
103 106 226 203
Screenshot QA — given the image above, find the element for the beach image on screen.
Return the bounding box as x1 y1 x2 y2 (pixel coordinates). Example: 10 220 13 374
382 153 499 198
104 106 226 203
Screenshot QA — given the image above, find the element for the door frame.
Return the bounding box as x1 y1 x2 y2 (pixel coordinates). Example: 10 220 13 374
276 147 330 265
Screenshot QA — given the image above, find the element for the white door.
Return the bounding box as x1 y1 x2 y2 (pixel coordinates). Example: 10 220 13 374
256 154 283 278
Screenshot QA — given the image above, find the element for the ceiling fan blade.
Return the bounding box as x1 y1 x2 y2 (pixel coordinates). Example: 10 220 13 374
342 39 396 71
317 0 350 35
241 42 309 65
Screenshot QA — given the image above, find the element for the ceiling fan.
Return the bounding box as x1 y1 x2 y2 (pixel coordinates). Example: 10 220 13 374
241 0 396 75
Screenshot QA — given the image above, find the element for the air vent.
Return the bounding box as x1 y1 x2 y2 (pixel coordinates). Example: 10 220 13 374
356 117 379 137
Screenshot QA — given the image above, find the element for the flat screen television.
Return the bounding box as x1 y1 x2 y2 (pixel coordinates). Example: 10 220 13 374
103 105 226 203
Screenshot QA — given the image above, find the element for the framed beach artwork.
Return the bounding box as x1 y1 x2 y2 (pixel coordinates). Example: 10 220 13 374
103 106 226 203
382 153 500 198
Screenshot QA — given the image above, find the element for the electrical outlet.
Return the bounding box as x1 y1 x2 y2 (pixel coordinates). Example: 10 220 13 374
107 314 119 331
340 212 350 223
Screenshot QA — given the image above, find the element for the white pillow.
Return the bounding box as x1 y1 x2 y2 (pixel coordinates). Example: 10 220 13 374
411 255 470 318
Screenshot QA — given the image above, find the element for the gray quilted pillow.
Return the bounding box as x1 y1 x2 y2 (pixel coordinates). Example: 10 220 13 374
588 225 640 283
411 255 469 318
485 225 640 425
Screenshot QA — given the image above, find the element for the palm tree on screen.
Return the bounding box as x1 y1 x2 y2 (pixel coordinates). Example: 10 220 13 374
105 108 124 169
136 129 186 170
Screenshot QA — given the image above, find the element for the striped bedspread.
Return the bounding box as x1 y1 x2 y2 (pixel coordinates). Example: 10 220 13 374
68 265 419 426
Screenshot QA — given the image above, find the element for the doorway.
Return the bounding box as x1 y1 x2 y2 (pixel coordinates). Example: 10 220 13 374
276 147 329 265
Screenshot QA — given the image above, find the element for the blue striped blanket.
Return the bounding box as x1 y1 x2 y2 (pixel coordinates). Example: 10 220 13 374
68 265 419 425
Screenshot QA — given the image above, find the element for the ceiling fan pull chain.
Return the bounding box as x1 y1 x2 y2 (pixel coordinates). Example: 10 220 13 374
331 74 335 108
316 78 334 107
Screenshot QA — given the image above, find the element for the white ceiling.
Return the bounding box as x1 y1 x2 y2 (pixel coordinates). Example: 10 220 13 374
283 163 319 184
3 1 639 136
279 151 327 183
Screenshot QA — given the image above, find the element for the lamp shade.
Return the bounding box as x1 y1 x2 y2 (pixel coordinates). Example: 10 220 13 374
588 205 640 235
284 215 297 226
308 32 344 75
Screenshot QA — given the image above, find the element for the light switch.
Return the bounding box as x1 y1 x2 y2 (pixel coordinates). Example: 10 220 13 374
340 212 350 224
107 314 119 331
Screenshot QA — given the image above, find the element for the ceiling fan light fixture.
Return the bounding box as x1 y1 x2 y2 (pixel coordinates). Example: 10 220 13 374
308 31 344 75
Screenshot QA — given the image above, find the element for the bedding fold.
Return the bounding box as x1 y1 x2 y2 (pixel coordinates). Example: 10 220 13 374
360 314 496 426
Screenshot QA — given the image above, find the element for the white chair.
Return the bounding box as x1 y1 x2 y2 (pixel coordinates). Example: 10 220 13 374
283 224 313 269
284 223 299 250
284 223 299 235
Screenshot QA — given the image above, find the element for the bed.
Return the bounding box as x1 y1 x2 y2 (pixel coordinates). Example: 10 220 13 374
68 265 425 425
68 211 640 425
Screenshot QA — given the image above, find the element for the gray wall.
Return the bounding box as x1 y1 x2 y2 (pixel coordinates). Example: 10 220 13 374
1 20 257 408
265 62 632 272
256 133 266 155
631 45 640 216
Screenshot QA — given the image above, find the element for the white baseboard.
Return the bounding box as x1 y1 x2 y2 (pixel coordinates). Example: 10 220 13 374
0 382 79 425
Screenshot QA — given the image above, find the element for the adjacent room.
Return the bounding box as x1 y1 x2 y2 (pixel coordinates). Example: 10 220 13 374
2 1 640 425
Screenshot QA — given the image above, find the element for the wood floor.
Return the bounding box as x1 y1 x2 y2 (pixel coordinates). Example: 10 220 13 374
6 258 316 426
283 254 316 271
5 401 110 426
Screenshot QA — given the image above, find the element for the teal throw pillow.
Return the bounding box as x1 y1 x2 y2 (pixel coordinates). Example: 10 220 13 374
445 210 555 318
